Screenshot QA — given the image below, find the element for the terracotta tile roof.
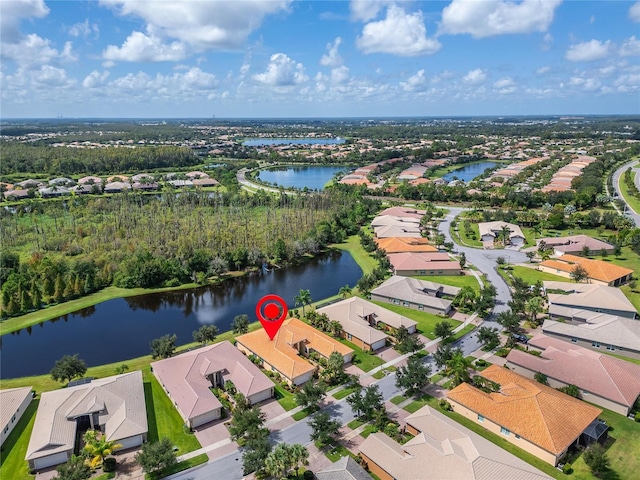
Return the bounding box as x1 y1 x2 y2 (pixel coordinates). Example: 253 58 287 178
540 255 633 283
375 237 437 254
507 334 640 409
447 365 602 455
236 318 352 381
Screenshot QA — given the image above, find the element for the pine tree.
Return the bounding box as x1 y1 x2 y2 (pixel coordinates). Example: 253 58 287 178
31 282 42 310
73 274 82 298
54 274 65 303
20 289 31 313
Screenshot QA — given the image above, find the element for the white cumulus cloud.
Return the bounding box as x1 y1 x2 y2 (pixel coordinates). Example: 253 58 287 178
0 0 49 43
103 31 187 62
2 34 74 67
536 66 551 75
253 53 308 86
463 68 486 84
620 36 640 57
357 6 441 56
100 0 291 51
630 2 640 22
83 70 110 88
401 69 428 92
569 77 601 92
439 0 561 38
320 37 343 67
565 39 612 62
350 0 389 22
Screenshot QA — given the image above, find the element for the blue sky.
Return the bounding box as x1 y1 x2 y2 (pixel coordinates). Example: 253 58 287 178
1 0 639 118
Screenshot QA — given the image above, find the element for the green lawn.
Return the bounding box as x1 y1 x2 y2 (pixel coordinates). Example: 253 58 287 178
414 274 481 292
0 399 38 480
332 387 356 400
292 410 310 421
340 339 382 372
391 395 408 405
331 235 378 276
273 383 298 411
508 265 568 285
619 169 640 214
347 418 365 429
325 444 354 463
454 222 483 248
143 369 201 454
404 394 433 414
370 301 461 340
145 454 208 480
448 324 476 343
360 425 378 438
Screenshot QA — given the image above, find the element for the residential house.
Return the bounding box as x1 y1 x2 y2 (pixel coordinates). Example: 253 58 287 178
48 177 75 186
106 175 129 183
185 171 210 179
370 275 461 315
192 178 220 187
359 406 551 480
104 181 131 193
373 224 422 239
447 365 605 466
317 297 417 351
235 318 353 386
542 315 640 360
478 221 525 246
377 206 425 219
26 372 147 471
38 186 71 198
3 189 29 200
1 387 32 446
151 341 273 429
132 181 159 191
131 174 155 182
536 235 614 256
387 252 462 276
78 176 103 185
16 179 44 189
544 281 637 319
167 179 194 188
374 237 437 254
539 255 633 286
316 456 374 480
370 215 421 230
506 334 640 416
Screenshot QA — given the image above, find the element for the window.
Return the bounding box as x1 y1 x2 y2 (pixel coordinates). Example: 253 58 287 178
419 270 426 275
571 338 578 343
607 345 615 351
515 434 520 439
477 414 484 423
347 334 352 341
418 305 424 311
592 341 601 348
583 390 589 396
500 426 510 437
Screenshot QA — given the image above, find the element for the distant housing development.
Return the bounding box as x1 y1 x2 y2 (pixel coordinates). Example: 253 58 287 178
447 365 604 466
151 340 274 429
26 372 147 471
506 334 640 416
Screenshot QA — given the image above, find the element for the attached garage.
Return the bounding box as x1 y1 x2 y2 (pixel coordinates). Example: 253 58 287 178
32 452 69 470
190 409 222 429
248 388 274 406
116 434 145 451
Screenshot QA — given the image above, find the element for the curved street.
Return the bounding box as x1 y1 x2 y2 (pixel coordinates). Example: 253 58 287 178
611 161 640 227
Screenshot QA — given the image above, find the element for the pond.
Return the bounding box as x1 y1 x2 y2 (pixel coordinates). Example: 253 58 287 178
443 161 499 182
243 137 345 146
0 250 362 379
257 166 349 190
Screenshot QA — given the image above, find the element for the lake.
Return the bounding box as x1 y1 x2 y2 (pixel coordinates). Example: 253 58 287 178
243 137 345 146
443 161 499 182
0 250 362 379
257 166 348 190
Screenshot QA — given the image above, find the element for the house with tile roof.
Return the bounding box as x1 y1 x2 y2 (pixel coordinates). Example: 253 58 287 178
151 341 273 429
446 365 604 466
542 314 640 360
235 318 353 386
317 297 417 351
377 206 425 219
374 237 437 254
358 405 551 480
478 221 525 247
316 456 372 480
1 387 32 447
373 224 422 239
544 281 637 319
25 371 147 471
370 275 460 315
539 255 633 286
387 252 462 276
535 235 614 257
506 334 640 416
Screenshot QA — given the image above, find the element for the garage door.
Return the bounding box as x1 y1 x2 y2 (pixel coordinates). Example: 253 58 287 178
117 435 143 450
33 451 69 470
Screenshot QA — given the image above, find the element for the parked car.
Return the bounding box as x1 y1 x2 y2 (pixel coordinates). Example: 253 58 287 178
512 334 529 344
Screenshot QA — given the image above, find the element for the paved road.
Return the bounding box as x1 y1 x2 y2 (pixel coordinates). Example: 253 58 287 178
611 161 640 227
438 207 528 355
237 168 295 195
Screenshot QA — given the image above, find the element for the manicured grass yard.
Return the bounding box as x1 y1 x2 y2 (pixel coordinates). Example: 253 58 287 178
454 222 483 248
347 418 365 429
332 387 356 400
325 444 354 463
340 339 382 372
0 399 38 480
415 274 481 292
331 235 378 276
360 424 378 438
508 265 567 284
143 368 201 454
390 395 408 405
619 169 640 214
272 382 298 411
370 301 461 340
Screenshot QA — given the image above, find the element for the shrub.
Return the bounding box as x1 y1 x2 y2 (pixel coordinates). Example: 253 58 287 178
303 470 315 480
494 348 510 357
562 463 573 474
439 399 452 411
634 412 640 422
475 359 487 367
103 457 116 473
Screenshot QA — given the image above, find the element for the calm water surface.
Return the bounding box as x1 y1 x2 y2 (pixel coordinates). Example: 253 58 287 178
258 166 348 190
244 137 345 146
443 161 499 182
0 251 361 378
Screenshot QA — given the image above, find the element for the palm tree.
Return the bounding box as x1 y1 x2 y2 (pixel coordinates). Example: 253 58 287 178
294 289 312 316
445 350 473 388
338 285 352 299
525 296 545 324
499 224 512 246
82 430 122 469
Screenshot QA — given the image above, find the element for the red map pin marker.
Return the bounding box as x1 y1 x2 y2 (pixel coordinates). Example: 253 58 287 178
256 294 288 340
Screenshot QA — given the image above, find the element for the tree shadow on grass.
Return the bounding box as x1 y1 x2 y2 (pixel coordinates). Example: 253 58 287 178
143 381 159 443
